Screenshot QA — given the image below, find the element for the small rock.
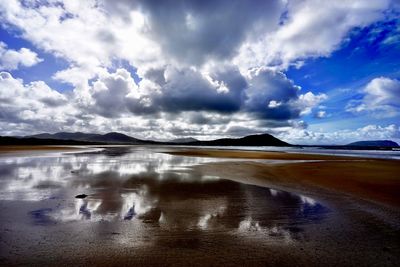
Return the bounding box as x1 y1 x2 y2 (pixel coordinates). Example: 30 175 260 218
75 194 88 199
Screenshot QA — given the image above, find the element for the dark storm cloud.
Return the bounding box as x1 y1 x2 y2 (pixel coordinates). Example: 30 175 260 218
142 67 166 85
127 65 247 115
244 68 303 120
89 65 316 122
187 112 231 125
224 125 266 136
142 0 282 65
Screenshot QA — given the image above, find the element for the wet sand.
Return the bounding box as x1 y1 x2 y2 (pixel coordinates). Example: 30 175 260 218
0 146 399 266
0 145 89 156
167 149 400 207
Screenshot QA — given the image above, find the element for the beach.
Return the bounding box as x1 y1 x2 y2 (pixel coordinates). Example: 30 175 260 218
166 148 400 207
0 146 399 266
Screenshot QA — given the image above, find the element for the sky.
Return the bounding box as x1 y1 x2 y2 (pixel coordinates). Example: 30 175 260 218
0 0 399 145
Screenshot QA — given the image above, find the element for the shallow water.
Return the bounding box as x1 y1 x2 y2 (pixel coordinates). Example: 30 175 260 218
0 147 327 234
0 146 398 266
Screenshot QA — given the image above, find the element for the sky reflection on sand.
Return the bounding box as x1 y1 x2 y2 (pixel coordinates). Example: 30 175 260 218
0 147 329 244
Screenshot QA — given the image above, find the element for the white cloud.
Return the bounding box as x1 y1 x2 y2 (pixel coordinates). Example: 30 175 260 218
0 42 42 70
235 0 391 70
315 110 327 119
346 77 400 118
295 92 328 116
275 124 400 145
91 68 139 118
0 71 72 134
1 1 391 75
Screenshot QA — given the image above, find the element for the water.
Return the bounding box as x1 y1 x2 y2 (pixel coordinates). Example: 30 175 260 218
0 147 327 239
1 146 399 266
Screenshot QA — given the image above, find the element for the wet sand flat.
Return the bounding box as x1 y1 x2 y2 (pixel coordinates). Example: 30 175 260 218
167 149 400 207
0 145 88 155
166 148 369 160
0 146 399 266
0 145 85 151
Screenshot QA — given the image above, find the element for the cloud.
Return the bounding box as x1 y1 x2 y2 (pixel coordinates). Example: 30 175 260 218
295 92 328 116
1 70 398 145
1 1 391 73
314 110 327 119
76 65 325 123
0 1 397 142
0 1 121 69
274 124 400 145
0 0 393 78
91 68 138 118
235 0 392 69
130 0 283 66
149 65 246 113
0 72 67 107
244 67 326 119
0 42 42 70
346 77 400 117
0 72 71 133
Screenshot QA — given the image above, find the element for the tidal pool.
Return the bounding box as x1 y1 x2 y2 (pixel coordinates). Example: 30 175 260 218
0 146 398 266
0 146 326 231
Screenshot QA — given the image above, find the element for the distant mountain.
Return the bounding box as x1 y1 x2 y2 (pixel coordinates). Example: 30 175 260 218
0 136 102 146
29 132 145 144
88 132 144 144
31 132 98 141
187 133 291 147
346 140 399 148
3 132 399 149
169 137 199 143
2 132 290 147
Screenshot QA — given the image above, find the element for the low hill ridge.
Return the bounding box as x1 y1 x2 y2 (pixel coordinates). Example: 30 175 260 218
5 132 292 146
346 140 399 147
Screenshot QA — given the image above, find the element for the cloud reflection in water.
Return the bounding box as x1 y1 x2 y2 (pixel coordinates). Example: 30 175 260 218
0 147 329 244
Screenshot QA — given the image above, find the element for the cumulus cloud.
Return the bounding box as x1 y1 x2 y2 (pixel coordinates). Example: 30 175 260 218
276 124 400 145
91 69 138 118
73 65 324 122
148 65 246 113
244 68 326 119
0 42 42 70
1 1 391 73
1 71 398 145
0 72 71 133
346 77 400 117
131 0 283 66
